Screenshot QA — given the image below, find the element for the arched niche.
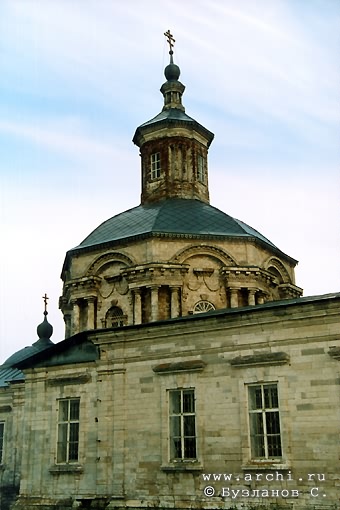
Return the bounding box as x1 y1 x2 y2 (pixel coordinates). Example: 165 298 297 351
265 257 291 284
86 252 135 276
171 244 236 266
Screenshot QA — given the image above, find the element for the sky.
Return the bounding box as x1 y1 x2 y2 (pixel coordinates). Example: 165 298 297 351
1 0 339 364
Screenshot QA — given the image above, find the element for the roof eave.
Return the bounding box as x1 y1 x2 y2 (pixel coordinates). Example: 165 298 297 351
132 118 214 148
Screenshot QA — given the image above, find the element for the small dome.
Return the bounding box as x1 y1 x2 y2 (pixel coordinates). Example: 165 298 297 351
37 315 53 341
1 310 54 369
164 63 180 81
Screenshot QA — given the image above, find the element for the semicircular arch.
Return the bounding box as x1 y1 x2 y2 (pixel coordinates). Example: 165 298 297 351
265 257 291 284
171 244 237 266
86 251 135 276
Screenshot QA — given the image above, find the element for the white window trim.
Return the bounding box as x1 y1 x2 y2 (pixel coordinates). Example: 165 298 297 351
169 388 197 462
56 398 80 464
239 378 289 470
159 381 202 472
197 154 204 183
248 383 282 460
150 152 161 180
193 300 215 314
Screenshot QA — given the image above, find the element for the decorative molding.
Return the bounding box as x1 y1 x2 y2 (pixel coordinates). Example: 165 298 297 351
265 257 291 284
49 464 84 474
193 268 214 276
328 347 340 360
46 374 91 386
153 360 206 374
64 276 101 293
161 463 203 472
171 244 236 265
230 352 289 367
0 405 12 413
87 252 134 276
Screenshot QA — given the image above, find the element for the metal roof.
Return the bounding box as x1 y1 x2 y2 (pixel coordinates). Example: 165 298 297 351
0 366 24 388
72 199 279 253
0 341 54 387
132 106 214 147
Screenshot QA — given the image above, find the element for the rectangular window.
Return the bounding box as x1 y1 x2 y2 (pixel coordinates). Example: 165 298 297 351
248 383 282 459
169 389 197 460
0 422 4 464
197 154 204 182
150 152 161 179
57 398 80 463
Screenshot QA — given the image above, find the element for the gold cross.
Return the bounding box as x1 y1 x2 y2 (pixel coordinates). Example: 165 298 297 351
164 30 175 52
42 293 49 314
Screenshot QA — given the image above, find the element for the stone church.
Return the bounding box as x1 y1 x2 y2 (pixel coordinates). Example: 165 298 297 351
0 34 339 510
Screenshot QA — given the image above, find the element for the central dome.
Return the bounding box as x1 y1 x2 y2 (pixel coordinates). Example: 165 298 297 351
59 37 302 338
71 199 279 254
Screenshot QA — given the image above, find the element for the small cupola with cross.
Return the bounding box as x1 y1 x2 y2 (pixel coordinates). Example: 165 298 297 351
133 30 214 205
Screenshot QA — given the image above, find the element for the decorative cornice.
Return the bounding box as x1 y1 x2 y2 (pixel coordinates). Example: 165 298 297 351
46 374 91 386
122 263 189 285
153 359 206 374
65 275 101 293
230 352 290 367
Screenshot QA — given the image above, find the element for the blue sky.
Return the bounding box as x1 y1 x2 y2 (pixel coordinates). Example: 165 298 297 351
1 0 339 363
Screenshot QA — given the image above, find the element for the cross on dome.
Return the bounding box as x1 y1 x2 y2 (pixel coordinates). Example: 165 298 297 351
164 30 175 54
42 293 49 315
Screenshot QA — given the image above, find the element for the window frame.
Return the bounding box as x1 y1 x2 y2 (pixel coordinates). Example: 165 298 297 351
150 152 161 180
105 305 127 328
197 154 204 183
168 388 197 462
248 383 282 460
56 398 80 464
193 300 215 314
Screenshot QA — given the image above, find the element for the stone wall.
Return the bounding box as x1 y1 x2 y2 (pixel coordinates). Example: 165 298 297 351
9 293 340 509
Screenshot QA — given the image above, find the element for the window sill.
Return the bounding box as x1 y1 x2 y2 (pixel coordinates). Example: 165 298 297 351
242 460 290 471
49 464 84 474
161 462 203 472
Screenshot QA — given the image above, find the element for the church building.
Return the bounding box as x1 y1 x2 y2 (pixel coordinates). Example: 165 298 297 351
0 33 339 510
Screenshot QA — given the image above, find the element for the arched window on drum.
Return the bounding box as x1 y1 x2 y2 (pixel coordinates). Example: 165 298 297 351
105 306 127 328
193 301 215 314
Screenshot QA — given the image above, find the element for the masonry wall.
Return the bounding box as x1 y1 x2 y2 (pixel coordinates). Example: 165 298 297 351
12 295 340 509
0 383 24 510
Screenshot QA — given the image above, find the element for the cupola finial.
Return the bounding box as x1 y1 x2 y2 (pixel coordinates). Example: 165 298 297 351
42 292 49 317
35 293 53 343
164 29 176 63
161 30 184 108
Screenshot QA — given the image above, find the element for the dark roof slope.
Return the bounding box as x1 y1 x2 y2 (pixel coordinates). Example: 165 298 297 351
133 108 214 145
0 340 53 388
69 198 283 255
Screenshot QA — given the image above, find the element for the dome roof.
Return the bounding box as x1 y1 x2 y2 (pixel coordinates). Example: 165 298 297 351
164 62 180 81
0 311 54 387
67 199 290 259
2 343 50 368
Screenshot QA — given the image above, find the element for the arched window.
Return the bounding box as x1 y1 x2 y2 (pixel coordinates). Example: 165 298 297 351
105 306 126 328
193 300 215 314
